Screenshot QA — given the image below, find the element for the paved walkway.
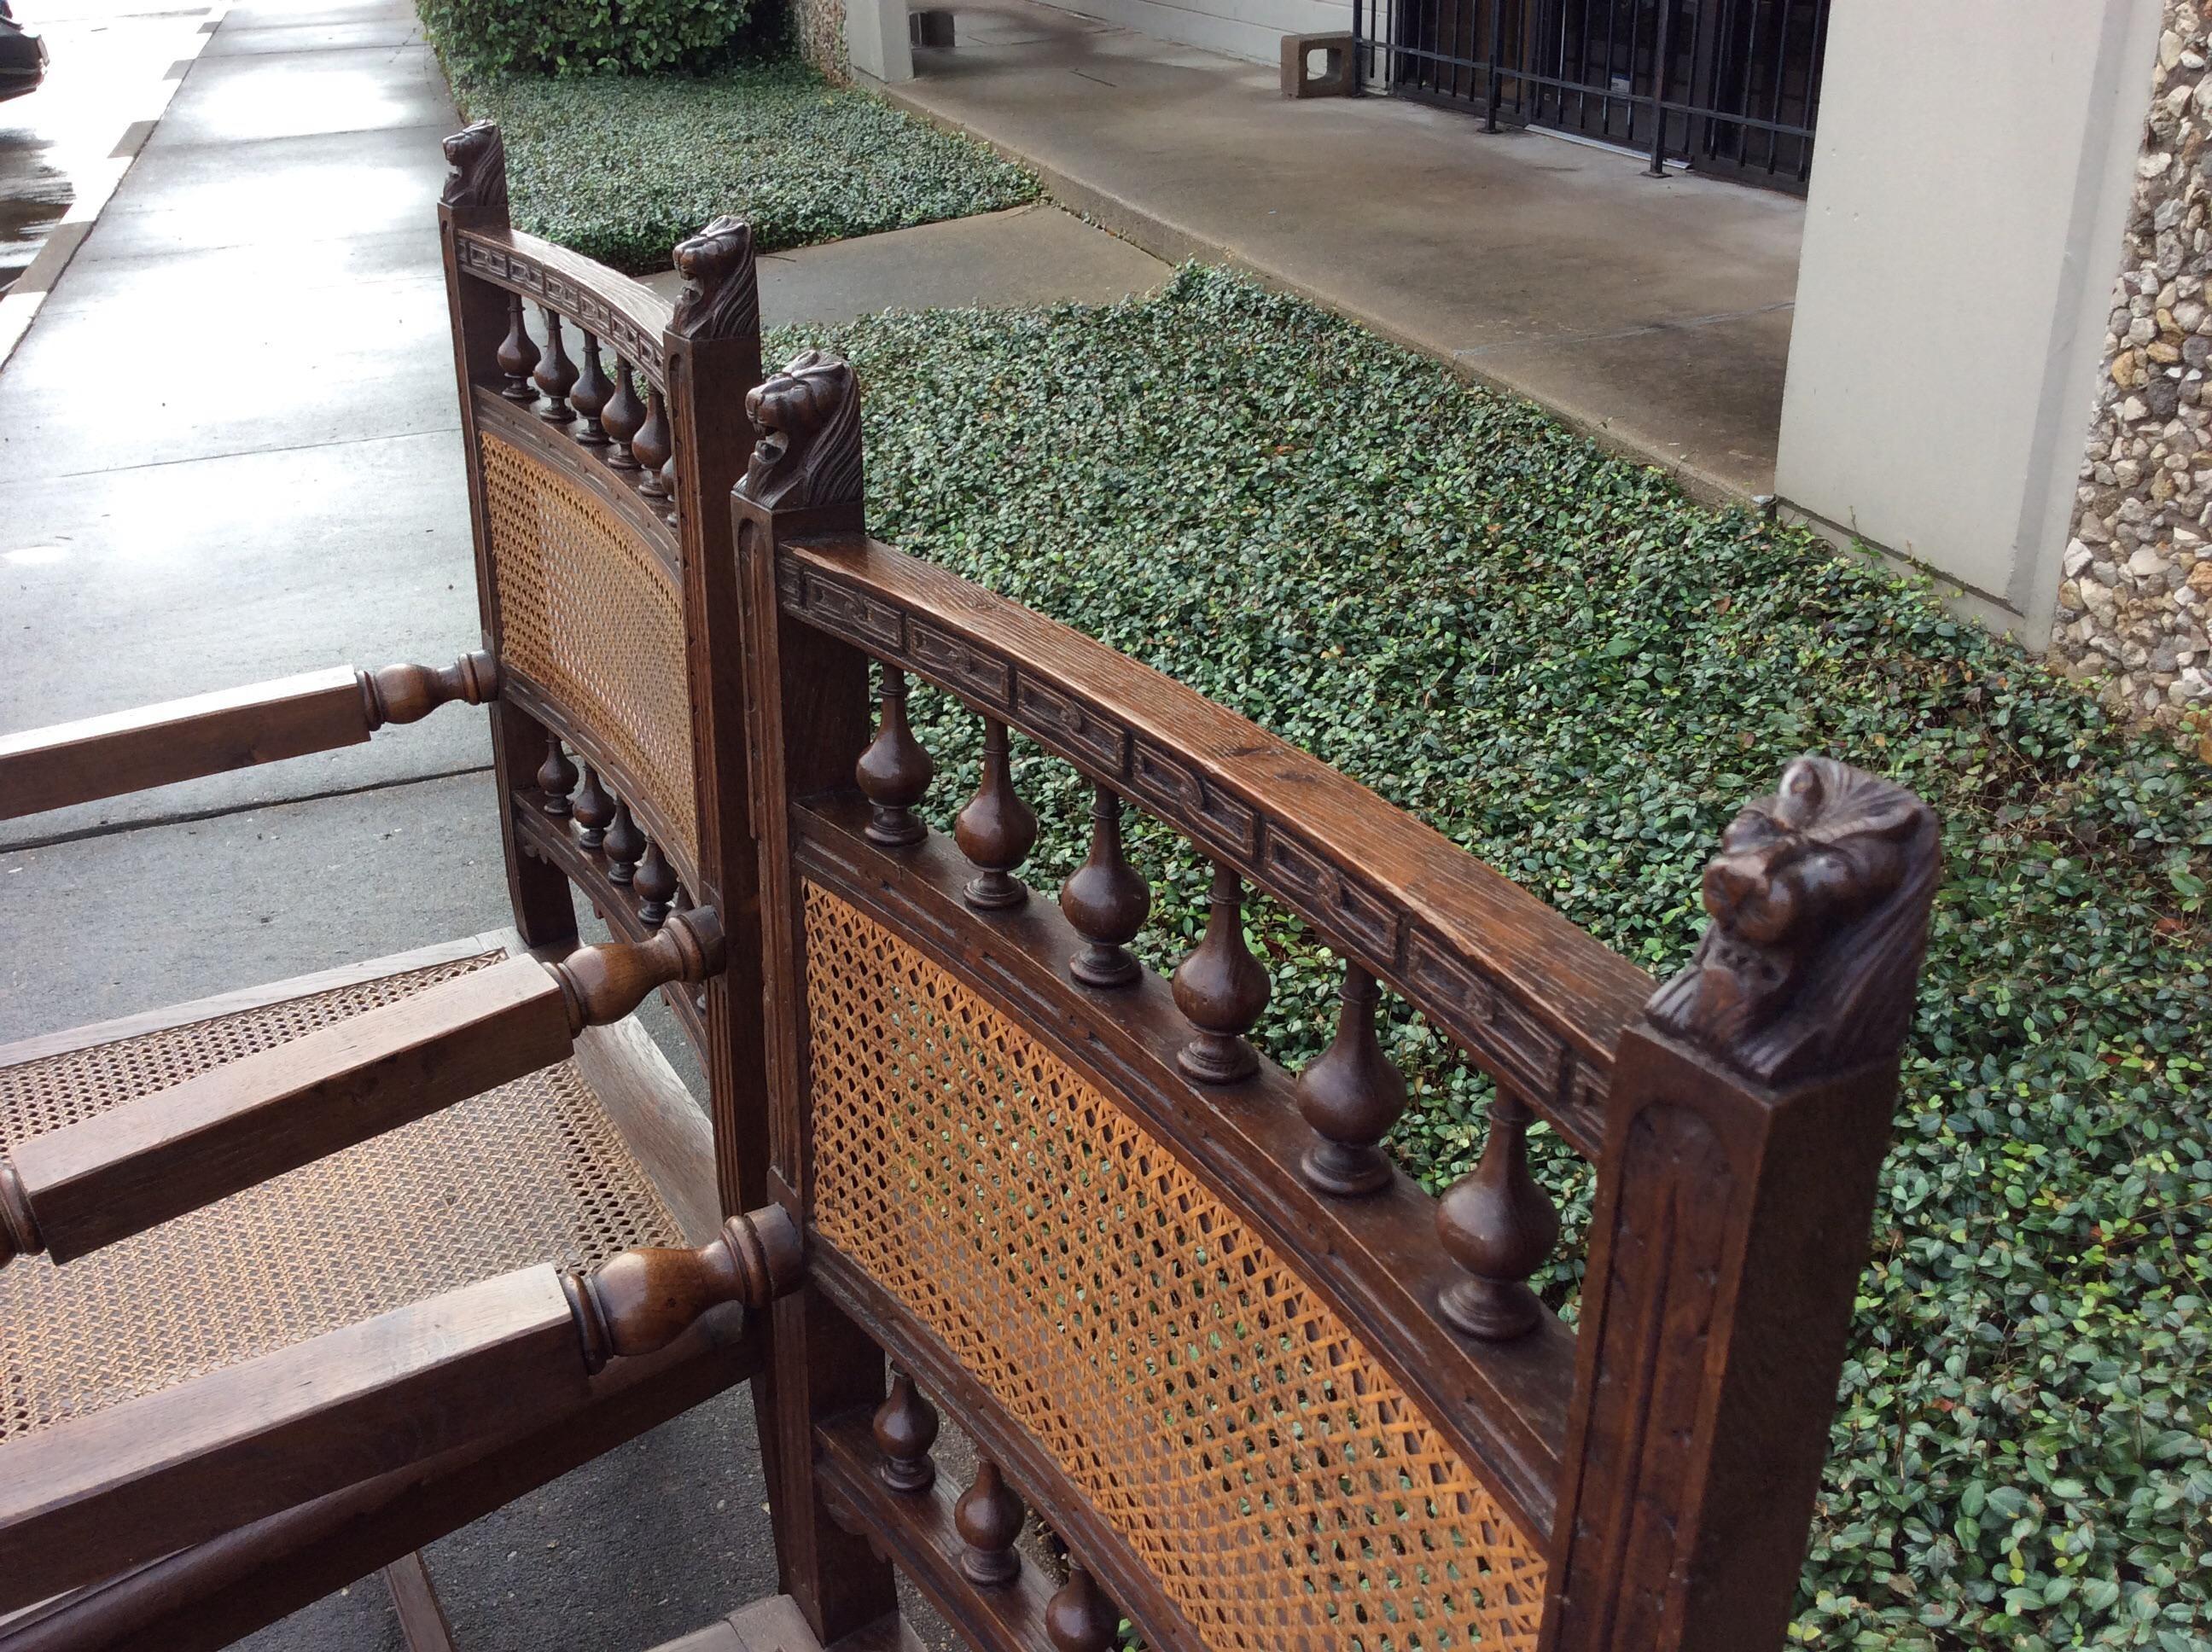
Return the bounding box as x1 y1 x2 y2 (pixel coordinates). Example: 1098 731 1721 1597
888 0 1806 499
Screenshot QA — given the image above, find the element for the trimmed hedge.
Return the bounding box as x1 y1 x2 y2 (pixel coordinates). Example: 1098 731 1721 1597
765 268 2212 1651
418 0 756 78
452 62 1039 271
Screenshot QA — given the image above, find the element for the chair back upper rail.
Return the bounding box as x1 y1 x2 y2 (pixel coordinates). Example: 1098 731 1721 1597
451 226 674 391
777 533 1651 1160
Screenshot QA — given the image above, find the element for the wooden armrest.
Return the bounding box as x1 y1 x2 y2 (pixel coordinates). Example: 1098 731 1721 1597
0 653 496 821
0 1205 802 1613
0 910 723 1268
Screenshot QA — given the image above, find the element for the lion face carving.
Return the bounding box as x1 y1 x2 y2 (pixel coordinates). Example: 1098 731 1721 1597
740 350 863 513
1647 756 1940 1083
440 120 506 212
671 216 758 344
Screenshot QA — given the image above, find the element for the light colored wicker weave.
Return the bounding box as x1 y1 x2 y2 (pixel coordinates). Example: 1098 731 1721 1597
0 951 684 1443
802 885 1547 1652
480 432 697 870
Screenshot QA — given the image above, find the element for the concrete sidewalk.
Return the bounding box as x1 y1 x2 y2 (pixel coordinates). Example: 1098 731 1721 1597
887 0 1805 499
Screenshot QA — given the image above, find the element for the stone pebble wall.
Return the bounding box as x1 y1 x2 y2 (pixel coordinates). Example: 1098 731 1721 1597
792 0 850 82
2055 3 2212 725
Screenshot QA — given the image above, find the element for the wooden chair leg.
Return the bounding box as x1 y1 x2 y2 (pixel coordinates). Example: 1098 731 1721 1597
382 1550 456 1652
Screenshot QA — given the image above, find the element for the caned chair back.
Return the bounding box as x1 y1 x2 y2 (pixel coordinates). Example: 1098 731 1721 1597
728 350 1941 1652
437 124 768 1207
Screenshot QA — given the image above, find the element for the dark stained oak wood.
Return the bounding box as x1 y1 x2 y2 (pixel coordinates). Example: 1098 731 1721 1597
380 1552 455 1652
814 1414 1061 1652
870 1366 939 1495
952 1460 1023 1588
454 225 672 390
1043 1566 1117 1652
4 957 565 1264
1168 861 1268 1085
535 730 579 818
1294 962 1407 1196
854 666 932 848
1057 782 1149 988
952 718 1036 910
772 533 1653 1159
5 916 721 1266
0 1311 761 1652
532 305 577 425
0 654 492 822
571 1016 719 1245
790 794 1573 1548
0 1265 594 1614
1436 1088 1560 1341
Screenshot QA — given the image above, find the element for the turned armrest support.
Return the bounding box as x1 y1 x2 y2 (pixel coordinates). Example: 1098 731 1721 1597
1 910 723 1268
0 652 497 821
0 1203 801 1614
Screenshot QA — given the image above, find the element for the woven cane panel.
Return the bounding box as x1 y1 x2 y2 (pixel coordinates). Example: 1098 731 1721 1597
0 952 684 1442
803 885 1547 1652
480 431 696 868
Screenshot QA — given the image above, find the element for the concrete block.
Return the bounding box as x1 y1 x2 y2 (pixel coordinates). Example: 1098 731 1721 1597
1281 32 1353 98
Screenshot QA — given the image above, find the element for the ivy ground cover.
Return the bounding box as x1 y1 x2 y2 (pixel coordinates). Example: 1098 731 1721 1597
453 61 1038 273
769 268 2212 1650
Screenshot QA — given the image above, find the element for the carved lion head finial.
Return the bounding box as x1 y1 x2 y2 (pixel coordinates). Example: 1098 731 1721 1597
440 120 507 212
738 349 863 513
1646 756 1940 1085
671 215 759 344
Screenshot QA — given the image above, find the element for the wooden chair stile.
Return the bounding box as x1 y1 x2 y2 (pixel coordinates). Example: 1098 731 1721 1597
0 123 783 1648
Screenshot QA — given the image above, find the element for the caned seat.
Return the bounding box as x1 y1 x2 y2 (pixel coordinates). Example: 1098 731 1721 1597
0 941 692 1457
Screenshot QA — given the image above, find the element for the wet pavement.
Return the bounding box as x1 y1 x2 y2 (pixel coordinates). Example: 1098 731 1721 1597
0 0 211 294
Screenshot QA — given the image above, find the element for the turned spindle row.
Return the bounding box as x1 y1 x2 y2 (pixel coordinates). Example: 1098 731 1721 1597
870 1370 1118 1649
496 296 675 521
536 735 682 929
846 662 1559 1343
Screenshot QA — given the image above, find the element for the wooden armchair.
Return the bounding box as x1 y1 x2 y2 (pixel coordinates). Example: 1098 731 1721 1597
0 125 778 1649
664 347 1945 1652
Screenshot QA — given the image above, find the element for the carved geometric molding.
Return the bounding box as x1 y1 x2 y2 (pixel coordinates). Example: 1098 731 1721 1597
457 235 667 389
777 552 1612 1158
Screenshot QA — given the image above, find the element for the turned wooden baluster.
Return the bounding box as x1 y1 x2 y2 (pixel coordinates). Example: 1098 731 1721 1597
1435 1088 1558 1341
1045 1564 1118 1652
602 358 643 469
1295 963 1407 1196
536 734 577 819
1171 863 1270 1084
870 1364 939 1494
953 719 1037 910
604 800 644 886
953 1458 1024 1587
660 454 679 530
496 292 538 402
572 765 613 852
855 665 932 847
357 652 498 729
632 387 672 500
1059 783 1150 987
533 305 577 424
634 839 677 928
568 1200 800 1372
570 332 612 446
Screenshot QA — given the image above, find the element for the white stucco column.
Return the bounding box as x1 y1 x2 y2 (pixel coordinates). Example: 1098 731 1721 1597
846 0 914 83
1774 0 2163 647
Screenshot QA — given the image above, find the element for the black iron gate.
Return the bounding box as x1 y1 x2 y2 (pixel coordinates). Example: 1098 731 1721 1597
1353 0 1830 191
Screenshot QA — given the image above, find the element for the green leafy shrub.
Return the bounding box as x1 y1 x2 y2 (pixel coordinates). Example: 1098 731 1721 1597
417 0 756 78
764 267 2212 1650
452 62 1039 269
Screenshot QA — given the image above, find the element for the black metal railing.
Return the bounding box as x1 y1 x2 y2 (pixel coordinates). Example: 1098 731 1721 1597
1348 0 1828 191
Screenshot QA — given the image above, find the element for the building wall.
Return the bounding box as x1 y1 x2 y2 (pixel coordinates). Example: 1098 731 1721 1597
2053 1 2212 724
1774 1 2163 650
